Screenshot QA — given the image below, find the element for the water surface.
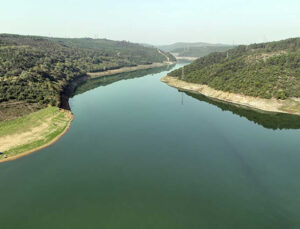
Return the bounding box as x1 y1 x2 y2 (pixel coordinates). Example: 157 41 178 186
1 64 300 228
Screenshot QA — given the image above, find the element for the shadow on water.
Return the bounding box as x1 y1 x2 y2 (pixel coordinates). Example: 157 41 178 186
190 92 295 227
214 130 292 228
184 91 300 130
73 64 176 97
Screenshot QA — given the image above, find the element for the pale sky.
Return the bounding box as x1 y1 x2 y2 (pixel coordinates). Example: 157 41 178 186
1 0 299 45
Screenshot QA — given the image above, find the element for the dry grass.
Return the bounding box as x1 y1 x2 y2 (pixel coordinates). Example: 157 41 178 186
0 106 73 161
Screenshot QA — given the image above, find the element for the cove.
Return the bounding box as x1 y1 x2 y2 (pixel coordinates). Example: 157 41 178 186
1 63 300 228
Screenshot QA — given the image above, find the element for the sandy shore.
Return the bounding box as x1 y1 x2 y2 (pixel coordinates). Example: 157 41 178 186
0 110 73 163
161 76 300 116
87 62 174 78
175 56 198 61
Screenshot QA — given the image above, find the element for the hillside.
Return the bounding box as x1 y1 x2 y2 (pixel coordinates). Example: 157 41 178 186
158 42 233 58
171 45 234 58
0 34 175 114
158 42 215 52
168 38 300 100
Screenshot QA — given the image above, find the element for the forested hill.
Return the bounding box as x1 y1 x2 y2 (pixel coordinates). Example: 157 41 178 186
169 38 300 99
158 42 213 52
171 46 234 58
158 42 234 58
0 34 175 107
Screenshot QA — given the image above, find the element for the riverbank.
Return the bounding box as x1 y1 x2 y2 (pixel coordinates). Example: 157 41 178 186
0 62 174 162
161 76 300 116
87 61 174 78
174 56 198 61
0 107 73 163
61 61 176 110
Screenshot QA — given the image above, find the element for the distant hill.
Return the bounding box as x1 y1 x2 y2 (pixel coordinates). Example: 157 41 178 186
168 38 300 99
0 34 175 109
158 42 215 52
171 46 235 58
158 42 234 58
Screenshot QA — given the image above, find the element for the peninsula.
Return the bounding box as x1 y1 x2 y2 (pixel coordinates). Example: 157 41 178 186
0 34 175 161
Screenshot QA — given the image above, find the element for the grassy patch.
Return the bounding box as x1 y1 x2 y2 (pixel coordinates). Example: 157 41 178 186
280 99 300 113
0 106 72 160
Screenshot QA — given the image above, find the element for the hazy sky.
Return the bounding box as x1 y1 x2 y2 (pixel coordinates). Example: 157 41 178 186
1 0 299 45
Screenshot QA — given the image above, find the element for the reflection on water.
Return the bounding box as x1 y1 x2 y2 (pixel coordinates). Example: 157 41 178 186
75 63 300 131
74 64 176 96
185 91 300 130
2 63 300 229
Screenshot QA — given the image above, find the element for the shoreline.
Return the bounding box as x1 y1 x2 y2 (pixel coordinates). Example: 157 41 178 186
87 61 174 78
170 53 198 61
61 61 176 110
161 76 300 116
0 62 175 163
0 110 73 163
175 56 198 61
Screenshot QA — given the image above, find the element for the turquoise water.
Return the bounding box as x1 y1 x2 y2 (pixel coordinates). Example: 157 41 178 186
1 64 300 228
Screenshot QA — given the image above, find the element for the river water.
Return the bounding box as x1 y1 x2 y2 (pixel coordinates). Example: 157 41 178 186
1 63 300 228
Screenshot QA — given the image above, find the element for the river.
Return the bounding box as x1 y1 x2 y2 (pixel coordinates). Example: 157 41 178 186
1 63 300 228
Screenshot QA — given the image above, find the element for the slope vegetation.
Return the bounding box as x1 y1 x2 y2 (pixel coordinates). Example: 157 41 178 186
159 42 234 58
172 46 234 58
169 38 300 99
0 34 175 109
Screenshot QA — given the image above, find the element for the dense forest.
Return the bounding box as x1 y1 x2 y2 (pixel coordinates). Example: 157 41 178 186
169 38 300 99
0 34 175 107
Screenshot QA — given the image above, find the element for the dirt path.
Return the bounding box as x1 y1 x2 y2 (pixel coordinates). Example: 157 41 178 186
175 56 198 61
157 49 170 62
